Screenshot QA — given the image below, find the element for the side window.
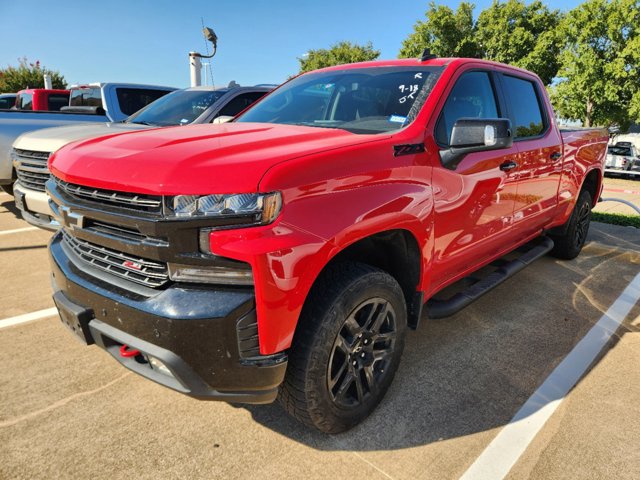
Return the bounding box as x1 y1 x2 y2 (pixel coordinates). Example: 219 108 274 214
116 88 172 116
502 75 545 138
215 92 268 119
0 97 15 109
18 94 34 111
48 94 69 111
435 72 498 146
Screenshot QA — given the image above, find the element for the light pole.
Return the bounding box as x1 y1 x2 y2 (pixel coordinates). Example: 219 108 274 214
189 27 218 87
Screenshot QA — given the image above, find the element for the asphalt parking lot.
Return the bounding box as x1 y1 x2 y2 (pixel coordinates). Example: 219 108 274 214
1 186 639 480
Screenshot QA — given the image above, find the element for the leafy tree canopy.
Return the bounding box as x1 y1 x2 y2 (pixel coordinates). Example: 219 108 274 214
550 0 640 128
298 41 380 73
399 0 562 85
0 57 66 92
398 2 479 59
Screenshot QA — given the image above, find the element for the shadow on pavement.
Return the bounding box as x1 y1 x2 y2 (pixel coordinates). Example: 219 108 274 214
1 199 20 218
243 223 640 451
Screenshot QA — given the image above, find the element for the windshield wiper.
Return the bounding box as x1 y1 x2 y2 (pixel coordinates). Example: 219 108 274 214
129 120 160 126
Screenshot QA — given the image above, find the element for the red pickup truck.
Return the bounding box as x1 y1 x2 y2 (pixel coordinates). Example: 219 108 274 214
47 56 607 433
15 88 70 111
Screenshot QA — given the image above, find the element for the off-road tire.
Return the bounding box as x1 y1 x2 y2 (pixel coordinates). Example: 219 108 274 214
278 262 407 433
549 190 592 260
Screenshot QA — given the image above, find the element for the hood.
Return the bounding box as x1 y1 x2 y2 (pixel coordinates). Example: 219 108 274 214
50 123 384 195
13 122 150 153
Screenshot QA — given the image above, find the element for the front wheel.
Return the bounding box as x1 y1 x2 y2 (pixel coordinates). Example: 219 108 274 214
549 190 592 260
279 262 407 433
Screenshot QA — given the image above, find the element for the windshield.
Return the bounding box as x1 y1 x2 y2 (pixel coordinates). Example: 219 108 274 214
236 66 443 134
126 89 225 126
608 146 633 156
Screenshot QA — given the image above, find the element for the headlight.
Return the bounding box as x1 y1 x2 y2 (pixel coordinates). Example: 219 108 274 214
168 263 254 285
165 192 282 224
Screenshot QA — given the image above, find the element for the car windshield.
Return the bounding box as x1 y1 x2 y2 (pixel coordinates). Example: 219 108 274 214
126 89 226 126
236 66 443 134
608 146 633 156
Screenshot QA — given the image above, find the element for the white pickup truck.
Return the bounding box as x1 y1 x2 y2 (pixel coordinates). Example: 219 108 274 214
12 85 272 229
0 82 176 194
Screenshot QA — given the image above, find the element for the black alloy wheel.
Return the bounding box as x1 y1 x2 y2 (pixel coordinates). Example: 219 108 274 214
328 298 397 409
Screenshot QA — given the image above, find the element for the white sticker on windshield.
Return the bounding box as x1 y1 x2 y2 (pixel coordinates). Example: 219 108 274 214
388 115 407 123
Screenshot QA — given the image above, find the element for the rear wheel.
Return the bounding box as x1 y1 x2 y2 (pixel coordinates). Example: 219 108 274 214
279 262 407 433
549 190 592 260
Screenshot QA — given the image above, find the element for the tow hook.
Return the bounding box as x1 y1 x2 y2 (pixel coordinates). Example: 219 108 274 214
119 344 141 358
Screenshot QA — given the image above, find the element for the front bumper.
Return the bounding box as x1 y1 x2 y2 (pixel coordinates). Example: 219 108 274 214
49 231 288 403
14 182 59 230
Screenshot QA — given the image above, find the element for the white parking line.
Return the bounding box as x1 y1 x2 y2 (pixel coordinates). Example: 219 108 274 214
460 272 640 480
0 226 38 236
0 307 58 330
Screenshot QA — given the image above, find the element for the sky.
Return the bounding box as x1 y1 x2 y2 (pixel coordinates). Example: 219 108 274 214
0 0 583 90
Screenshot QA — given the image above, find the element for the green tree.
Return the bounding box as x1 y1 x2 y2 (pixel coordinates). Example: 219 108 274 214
298 41 380 73
399 0 562 85
549 0 640 128
476 0 563 85
0 57 66 92
398 2 479 59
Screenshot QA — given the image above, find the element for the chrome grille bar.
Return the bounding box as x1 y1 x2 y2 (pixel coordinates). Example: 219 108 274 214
62 231 169 288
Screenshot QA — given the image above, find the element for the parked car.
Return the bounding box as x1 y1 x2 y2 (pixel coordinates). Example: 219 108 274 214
0 94 17 110
47 57 607 433
605 143 638 171
12 85 272 228
0 82 176 194
14 89 70 112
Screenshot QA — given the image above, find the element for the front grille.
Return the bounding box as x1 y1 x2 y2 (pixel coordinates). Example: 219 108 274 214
54 177 163 214
62 230 169 288
14 149 50 192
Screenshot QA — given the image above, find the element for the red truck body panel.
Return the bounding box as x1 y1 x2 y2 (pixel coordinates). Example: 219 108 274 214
16 88 70 111
49 58 607 355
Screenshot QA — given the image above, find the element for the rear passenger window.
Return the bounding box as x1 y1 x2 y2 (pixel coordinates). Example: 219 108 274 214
48 94 69 111
502 75 545 138
116 88 173 116
435 72 498 146
215 92 268 119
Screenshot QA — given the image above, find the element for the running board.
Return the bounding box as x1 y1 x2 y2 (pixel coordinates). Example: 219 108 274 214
426 236 554 319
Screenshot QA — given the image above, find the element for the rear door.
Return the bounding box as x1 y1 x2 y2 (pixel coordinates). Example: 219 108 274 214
430 68 520 288
499 73 563 239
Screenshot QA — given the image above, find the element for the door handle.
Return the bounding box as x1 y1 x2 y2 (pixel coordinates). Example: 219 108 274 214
550 151 562 161
499 160 518 171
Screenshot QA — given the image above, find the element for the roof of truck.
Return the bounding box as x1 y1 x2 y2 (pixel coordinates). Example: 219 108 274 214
313 57 540 79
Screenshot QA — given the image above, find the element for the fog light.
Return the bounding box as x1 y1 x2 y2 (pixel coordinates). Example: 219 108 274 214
148 356 173 377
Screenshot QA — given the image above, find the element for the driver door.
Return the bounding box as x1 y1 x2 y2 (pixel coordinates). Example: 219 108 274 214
430 69 520 290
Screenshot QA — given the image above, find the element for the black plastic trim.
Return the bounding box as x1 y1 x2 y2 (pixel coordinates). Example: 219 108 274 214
426 236 554 319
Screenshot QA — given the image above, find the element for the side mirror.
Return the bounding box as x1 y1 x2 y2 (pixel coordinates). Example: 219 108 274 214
212 115 234 124
440 118 513 170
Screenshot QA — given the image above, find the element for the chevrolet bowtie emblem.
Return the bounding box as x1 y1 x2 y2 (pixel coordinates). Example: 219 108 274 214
59 205 84 230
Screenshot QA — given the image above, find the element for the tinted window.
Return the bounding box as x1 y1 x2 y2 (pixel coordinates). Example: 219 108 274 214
116 88 172 116
435 71 499 146
502 75 545 138
48 94 69 111
216 91 268 118
0 96 15 109
17 94 34 110
127 89 225 126
237 67 443 134
608 146 633 156
70 87 102 107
